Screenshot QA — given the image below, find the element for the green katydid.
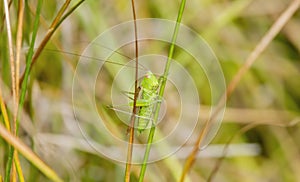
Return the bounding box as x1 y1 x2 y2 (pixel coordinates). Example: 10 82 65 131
46 46 162 133
114 70 162 133
129 71 161 133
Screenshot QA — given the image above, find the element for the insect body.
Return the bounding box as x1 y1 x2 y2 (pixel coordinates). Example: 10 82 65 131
51 45 161 133
133 71 160 133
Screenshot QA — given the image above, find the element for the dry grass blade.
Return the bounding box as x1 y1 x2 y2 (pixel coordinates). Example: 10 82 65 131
15 0 24 111
2 0 18 180
0 87 10 130
226 0 300 97
207 117 300 182
19 0 84 84
2 0 16 116
180 0 300 181
207 123 261 182
14 1 26 180
29 0 71 70
200 106 298 125
0 124 63 182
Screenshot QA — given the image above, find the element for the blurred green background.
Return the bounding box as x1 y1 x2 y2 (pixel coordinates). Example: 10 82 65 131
1 0 300 181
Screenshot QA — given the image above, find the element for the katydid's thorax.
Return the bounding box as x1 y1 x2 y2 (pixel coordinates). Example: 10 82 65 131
141 88 157 101
140 71 159 99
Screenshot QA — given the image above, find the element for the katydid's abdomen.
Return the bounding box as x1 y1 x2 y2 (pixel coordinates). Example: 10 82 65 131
137 102 154 132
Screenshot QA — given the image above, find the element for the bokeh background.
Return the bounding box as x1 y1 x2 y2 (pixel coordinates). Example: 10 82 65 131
1 0 300 181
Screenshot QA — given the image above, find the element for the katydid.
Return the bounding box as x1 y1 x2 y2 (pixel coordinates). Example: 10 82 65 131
132 71 160 133
121 71 161 133
46 46 161 132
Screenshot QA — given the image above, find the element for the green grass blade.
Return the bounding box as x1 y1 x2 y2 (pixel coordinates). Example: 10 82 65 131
19 0 86 85
19 0 43 133
5 147 13 182
138 0 186 181
4 0 43 181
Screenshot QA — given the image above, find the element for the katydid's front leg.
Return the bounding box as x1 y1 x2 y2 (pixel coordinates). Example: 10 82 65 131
122 86 141 100
158 76 164 86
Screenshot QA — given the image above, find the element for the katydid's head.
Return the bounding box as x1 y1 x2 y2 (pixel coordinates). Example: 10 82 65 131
141 71 159 90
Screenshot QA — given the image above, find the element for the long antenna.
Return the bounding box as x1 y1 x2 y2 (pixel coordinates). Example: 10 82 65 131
44 48 147 70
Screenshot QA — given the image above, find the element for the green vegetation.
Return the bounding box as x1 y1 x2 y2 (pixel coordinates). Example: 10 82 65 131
1 0 300 181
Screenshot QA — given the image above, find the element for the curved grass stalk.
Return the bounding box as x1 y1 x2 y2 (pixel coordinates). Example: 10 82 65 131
208 117 300 182
207 123 260 182
138 0 186 181
0 124 63 182
180 0 300 181
19 0 86 85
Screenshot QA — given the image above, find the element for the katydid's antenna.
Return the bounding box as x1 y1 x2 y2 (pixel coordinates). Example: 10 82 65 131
42 48 148 71
89 42 148 71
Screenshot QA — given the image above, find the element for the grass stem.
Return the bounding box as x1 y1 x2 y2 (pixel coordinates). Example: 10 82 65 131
19 0 86 85
124 0 139 181
14 1 26 180
2 0 16 180
138 0 186 181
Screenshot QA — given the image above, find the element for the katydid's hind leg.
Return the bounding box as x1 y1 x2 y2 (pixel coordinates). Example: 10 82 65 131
129 97 162 108
130 96 163 107
107 105 152 128
121 90 135 95
106 104 115 110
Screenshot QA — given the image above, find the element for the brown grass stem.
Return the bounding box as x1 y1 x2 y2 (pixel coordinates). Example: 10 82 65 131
15 0 24 112
207 117 300 182
180 0 300 181
19 0 72 85
2 0 16 119
14 1 25 180
124 0 139 181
